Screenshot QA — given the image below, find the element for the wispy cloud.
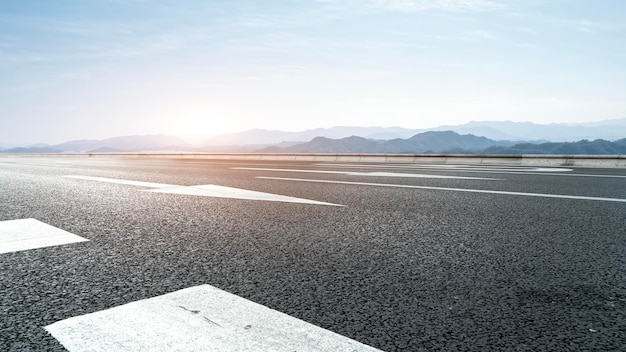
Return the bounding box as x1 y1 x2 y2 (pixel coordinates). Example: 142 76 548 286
366 0 505 12
315 0 505 13
236 17 278 28
511 11 623 35
517 27 538 36
547 18 604 34
466 30 498 40
424 29 498 41
515 43 538 49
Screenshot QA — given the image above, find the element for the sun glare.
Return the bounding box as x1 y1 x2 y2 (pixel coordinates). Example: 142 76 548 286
164 111 240 137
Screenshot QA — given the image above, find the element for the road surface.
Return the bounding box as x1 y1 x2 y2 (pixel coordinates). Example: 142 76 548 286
1 156 625 351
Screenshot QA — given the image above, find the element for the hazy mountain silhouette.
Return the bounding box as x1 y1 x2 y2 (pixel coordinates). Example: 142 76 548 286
1 117 625 154
3 147 64 153
258 131 514 153
395 131 512 152
54 134 188 152
205 126 420 145
432 118 626 141
272 136 382 153
258 132 626 154
208 118 626 144
485 138 626 154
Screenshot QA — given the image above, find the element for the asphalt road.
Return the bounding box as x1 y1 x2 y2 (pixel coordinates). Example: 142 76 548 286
1 156 625 351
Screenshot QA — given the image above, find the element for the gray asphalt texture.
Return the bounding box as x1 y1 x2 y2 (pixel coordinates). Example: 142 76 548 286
1 156 625 351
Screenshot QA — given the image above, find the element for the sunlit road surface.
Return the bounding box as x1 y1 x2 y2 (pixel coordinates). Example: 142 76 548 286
1 156 625 351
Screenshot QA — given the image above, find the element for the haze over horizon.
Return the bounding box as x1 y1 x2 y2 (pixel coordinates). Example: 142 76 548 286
1 1 626 145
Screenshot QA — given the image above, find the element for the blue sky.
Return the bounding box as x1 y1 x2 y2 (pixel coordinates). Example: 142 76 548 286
1 0 625 144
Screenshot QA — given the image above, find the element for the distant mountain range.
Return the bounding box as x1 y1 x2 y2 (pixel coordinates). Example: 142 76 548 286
425 118 626 142
1 118 625 155
258 132 626 155
485 138 626 155
259 131 514 153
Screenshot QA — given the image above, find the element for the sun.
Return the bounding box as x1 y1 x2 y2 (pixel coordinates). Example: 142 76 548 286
163 108 242 137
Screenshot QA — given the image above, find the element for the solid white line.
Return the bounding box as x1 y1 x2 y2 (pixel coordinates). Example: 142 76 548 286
257 177 626 203
64 175 341 206
0 218 88 254
46 284 382 352
314 164 626 178
314 163 574 172
312 164 626 178
233 167 499 180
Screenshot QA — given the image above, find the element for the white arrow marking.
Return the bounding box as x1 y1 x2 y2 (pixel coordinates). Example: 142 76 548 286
0 218 88 254
232 167 500 180
46 284 382 352
64 175 177 188
64 175 342 206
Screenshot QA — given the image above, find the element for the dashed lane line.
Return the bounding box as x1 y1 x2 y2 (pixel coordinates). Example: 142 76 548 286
314 163 573 172
46 284 382 352
257 177 626 203
64 175 342 206
0 218 88 254
312 164 626 178
233 167 500 180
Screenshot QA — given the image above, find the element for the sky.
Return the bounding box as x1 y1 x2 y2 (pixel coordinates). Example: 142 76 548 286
1 0 625 145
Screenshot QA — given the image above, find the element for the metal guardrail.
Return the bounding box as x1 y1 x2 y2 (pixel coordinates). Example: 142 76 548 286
3 153 626 168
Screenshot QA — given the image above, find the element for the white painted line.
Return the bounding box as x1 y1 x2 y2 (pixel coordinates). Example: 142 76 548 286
312 164 626 178
0 218 88 254
314 163 573 172
64 175 341 206
46 284 382 352
258 177 626 203
64 175 177 189
145 185 342 206
233 167 499 180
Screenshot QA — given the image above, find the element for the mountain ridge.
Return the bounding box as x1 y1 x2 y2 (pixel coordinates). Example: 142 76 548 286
258 131 514 154
1 118 625 154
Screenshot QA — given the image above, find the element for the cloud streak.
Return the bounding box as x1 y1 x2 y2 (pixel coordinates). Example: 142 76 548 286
366 0 505 12
423 29 498 42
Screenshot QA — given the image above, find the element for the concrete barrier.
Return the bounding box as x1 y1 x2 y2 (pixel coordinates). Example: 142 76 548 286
2 153 626 168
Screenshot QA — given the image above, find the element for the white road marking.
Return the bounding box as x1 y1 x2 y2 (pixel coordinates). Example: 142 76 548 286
0 218 88 254
145 185 342 206
312 164 626 178
314 163 573 172
46 284 382 352
64 175 341 206
65 175 177 189
258 177 626 203
233 167 499 180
